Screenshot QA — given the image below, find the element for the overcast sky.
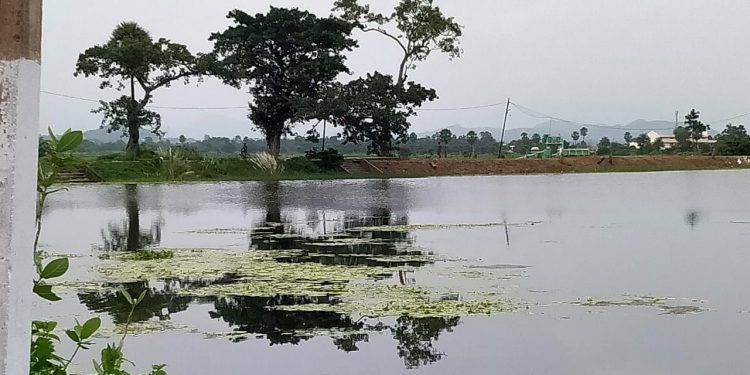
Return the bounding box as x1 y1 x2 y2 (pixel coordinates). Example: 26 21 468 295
40 0 750 139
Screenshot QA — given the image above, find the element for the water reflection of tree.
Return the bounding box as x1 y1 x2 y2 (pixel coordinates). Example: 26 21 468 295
392 316 460 369
77 281 192 324
100 184 161 251
208 295 364 345
250 182 427 269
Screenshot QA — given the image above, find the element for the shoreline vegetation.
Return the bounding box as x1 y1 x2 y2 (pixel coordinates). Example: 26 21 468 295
69 155 750 184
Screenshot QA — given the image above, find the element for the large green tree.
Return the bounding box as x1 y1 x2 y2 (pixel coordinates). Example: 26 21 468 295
334 72 436 156
332 0 462 155
684 109 710 152
716 123 750 155
334 0 462 87
75 22 204 158
210 7 357 156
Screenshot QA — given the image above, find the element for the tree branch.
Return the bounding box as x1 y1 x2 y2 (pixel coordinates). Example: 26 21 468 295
363 28 408 55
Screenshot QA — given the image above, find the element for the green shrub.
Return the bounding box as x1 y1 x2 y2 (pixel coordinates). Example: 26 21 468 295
284 156 321 173
314 148 344 170
172 145 203 161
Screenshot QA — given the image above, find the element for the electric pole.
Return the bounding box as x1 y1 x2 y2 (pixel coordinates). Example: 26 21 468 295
0 1 43 373
499 98 510 158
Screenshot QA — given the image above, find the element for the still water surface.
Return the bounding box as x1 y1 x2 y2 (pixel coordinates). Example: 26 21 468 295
38 170 750 374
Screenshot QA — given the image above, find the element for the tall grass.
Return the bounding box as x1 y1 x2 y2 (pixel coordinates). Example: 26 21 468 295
249 152 284 175
157 147 191 180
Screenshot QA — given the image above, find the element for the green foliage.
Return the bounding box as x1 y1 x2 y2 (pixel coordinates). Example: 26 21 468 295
284 157 321 173
75 22 205 157
571 131 580 144
40 258 69 280
716 123 750 155
438 129 453 145
210 7 357 156
30 321 66 375
313 148 345 170
673 126 692 152
580 127 588 143
623 132 633 144
32 128 167 374
684 109 709 147
336 72 437 155
334 0 463 86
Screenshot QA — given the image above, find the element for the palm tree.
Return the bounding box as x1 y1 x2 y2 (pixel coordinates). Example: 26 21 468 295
438 129 453 157
580 127 588 145
571 131 580 146
466 131 478 158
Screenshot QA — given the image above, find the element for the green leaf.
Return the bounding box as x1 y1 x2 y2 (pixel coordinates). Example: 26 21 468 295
47 127 58 143
79 317 101 340
55 130 83 152
121 289 133 305
40 258 69 279
65 329 80 343
135 290 148 306
33 284 61 302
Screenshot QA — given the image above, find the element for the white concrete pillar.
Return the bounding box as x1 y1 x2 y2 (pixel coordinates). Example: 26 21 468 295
0 1 42 374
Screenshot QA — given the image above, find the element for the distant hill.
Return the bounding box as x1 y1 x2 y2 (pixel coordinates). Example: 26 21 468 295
420 119 680 144
83 128 159 144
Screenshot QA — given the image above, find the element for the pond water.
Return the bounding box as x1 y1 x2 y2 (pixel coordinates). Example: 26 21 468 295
37 170 750 374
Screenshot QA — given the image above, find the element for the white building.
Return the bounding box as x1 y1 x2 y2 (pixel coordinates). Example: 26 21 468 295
647 130 716 150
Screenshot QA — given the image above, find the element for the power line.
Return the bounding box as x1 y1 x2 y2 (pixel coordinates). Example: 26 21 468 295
511 101 675 131
41 89 750 125
707 112 750 125
41 90 247 110
416 101 507 111
42 89 508 112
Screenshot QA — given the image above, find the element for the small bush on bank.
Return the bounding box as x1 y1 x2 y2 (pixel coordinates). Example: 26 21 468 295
284 156 321 173
311 148 344 170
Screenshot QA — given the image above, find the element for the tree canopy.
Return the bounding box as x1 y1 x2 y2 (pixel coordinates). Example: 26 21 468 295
333 72 436 156
209 7 358 156
75 22 205 158
334 0 462 87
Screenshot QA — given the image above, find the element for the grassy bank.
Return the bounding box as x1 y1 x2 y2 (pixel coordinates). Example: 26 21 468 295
71 155 750 184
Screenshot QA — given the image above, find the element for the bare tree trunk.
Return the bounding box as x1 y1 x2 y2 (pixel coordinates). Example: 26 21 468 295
126 77 139 159
126 124 140 159
266 133 281 157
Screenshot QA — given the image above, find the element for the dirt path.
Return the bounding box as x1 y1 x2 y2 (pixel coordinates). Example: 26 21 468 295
366 156 750 177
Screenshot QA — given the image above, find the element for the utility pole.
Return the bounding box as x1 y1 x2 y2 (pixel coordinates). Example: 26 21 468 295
675 110 679 129
0 1 43 374
498 98 510 158
321 120 326 151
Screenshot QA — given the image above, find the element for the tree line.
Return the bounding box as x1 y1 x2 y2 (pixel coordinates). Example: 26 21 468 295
75 0 463 159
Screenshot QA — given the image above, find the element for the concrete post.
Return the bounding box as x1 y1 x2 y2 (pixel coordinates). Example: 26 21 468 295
0 0 43 374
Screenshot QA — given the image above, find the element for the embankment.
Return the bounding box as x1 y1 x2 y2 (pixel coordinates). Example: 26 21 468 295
367 156 750 177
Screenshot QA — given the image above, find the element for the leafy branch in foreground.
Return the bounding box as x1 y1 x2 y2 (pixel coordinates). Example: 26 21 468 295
31 128 167 374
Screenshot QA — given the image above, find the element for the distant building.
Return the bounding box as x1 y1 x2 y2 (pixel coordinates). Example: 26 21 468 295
647 130 716 150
